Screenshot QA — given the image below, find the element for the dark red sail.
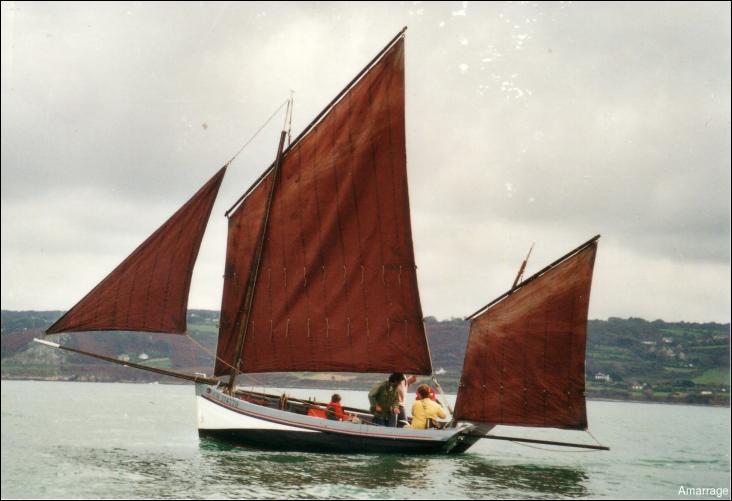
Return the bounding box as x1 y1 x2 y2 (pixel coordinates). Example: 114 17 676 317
215 174 269 374
453 239 599 430
46 167 226 335
215 38 432 376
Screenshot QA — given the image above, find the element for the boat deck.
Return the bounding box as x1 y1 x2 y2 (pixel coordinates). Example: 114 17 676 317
196 384 482 454
234 388 384 426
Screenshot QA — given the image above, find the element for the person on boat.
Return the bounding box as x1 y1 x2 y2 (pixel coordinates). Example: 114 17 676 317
414 384 437 401
396 373 417 427
368 373 402 426
326 393 349 421
411 384 447 430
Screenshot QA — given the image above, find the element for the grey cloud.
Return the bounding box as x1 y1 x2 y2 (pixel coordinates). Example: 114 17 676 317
2 1 729 322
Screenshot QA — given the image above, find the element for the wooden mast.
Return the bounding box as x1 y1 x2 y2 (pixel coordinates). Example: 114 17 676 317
511 242 534 289
226 124 289 393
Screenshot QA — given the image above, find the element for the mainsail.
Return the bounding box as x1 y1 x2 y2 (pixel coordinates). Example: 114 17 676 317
216 37 432 376
453 237 599 430
46 167 226 335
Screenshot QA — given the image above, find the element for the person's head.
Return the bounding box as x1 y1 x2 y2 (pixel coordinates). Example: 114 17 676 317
388 372 405 385
417 384 431 399
330 393 341 403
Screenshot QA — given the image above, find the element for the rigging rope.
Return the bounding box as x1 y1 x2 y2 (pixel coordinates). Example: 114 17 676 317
223 99 289 168
431 375 454 416
184 333 269 387
587 429 606 448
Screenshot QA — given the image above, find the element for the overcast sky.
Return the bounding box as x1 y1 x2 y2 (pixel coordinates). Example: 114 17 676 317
2 1 730 323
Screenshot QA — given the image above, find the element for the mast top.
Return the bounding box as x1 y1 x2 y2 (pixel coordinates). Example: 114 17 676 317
224 27 409 218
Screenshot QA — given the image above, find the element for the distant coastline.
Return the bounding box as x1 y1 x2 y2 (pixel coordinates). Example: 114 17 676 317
2 377 730 409
2 310 729 407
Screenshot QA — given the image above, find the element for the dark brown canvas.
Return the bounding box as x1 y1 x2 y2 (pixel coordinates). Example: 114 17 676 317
453 242 598 430
215 39 432 376
46 167 226 335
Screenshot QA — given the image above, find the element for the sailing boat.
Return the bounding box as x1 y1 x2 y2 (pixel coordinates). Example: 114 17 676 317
37 28 607 454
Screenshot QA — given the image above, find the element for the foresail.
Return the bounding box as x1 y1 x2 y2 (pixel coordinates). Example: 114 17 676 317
46 167 226 335
215 174 269 374
215 38 432 376
453 238 599 430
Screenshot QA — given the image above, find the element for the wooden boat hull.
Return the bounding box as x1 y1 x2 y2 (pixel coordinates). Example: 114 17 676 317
195 384 483 454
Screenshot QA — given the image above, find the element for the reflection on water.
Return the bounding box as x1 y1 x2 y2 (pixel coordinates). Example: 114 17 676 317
196 437 588 498
62 440 587 499
453 455 589 498
197 440 588 499
199 445 437 493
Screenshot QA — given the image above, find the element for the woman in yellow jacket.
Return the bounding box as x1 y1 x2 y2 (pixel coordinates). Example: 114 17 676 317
410 384 447 429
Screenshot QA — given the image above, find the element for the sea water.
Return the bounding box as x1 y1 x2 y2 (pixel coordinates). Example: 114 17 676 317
1 380 730 499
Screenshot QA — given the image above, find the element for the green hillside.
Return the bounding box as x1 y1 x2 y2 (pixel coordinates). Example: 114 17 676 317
2 310 729 405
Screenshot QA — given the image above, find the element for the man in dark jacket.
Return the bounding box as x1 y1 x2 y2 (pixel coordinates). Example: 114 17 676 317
368 373 403 426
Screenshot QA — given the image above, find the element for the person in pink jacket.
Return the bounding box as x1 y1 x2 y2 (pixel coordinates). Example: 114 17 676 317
394 373 417 427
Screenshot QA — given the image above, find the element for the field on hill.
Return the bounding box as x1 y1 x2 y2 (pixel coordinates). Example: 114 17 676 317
2 311 729 405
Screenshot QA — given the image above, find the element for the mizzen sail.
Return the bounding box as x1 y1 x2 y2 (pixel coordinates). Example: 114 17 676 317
453 237 599 430
216 37 432 376
46 167 226 335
